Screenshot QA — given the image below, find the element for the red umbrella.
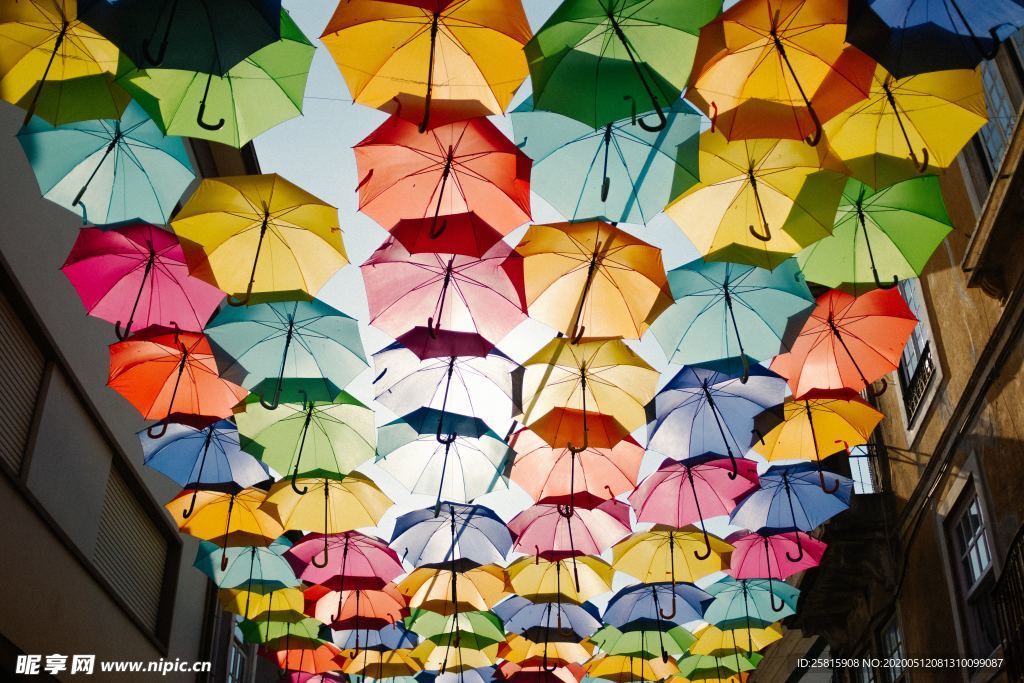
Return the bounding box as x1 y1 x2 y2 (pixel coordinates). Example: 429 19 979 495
770 287 917 399
273 642 346 675
729 529 827 611
361 236 527 344
107 326 247 436
354 115 531 234
389 211 505 258
392 328 497 361
508 496 632 561
285 531 405 591
304 583 408 630
628 455 759 559
61 223 224 339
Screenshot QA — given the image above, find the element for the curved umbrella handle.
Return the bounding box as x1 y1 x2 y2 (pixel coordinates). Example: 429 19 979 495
436 431 457 446
751 428 766 445
570 324 586 344
726 451 739 481
804 104 822 147
638 103 667 133
429 217 448 239
983 26 1007 60
182 489 198 518
197 98 226 132
556 502 574 519
142 36 169 66
785 530 805 563
426 316 442 339
311 535 330 568
768 576 787 612
693 526 713 561
259 393 281 410
290 468 309 495
818 467 840 494
709 101 718 133
658 592 677 620
749 222 772 242
147 420 169 439
872 266 900 290
911 146 930 174
867 377 889 397
114 320 133 340
227 291 252 307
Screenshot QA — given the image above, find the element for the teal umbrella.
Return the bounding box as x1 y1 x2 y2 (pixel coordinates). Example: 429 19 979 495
511 97 700 225
193 539 299 591
205 298 368 409
703 577 799 635
650 258 815 380
16 100 195 225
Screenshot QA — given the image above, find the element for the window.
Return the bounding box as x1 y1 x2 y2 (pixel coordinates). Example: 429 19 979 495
947 488 999 657
896 279 936 425
977 58 1019 172
226 620 248 683
879 616 906 682
849 444 878 494
855 657 878 683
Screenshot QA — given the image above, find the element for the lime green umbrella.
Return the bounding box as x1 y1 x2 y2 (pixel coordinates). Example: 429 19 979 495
405 609 505 649
235 380 376 493
239 617 324 645
589 624 695 658
797 175 952 293
115 9 313 147
677 652 760 679
525 0 722 130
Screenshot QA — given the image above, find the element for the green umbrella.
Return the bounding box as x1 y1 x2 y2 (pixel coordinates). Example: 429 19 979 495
405 609 505 649
525 0 722 130
115 9 313 147
235 380 376 493
797 175 953 293
239 617 324 645
589 624 695 658
703 577 799 635
677 652 760 679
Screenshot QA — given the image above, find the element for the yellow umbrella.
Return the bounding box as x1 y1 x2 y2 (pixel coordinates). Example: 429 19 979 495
412 640 499 672
344 648 423 678
398 564 511 615
823 65 988 188
665 130 846 269
518 337 658 442
219 586 306 621
0 0 123 124
507 556 613 604
166 488 283 568
171 173 347 305
690 624 783 656
586 654 679 683
612 527 732 585
261 473 393 535
501 634 593 666
515 221 673 341
321 0 531 131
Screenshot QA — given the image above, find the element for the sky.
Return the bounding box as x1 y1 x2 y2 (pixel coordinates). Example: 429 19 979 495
253 0 737 582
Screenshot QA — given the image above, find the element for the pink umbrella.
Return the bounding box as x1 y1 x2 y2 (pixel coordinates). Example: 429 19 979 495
628 455 759 560
61 223 224 339
285 531 405 592
508 496 632 562
728 529 826 612
361 236 527 344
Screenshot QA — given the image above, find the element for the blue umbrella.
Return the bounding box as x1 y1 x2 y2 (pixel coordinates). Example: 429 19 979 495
205 298 367 409
511 97 701 225
847 0 1024 77
16 100 195 225
332 622 419 651
646 360 787 473
603 582 711 631
391 503 512 567
493 595 602 639
650 258 815 380
703 577 800 640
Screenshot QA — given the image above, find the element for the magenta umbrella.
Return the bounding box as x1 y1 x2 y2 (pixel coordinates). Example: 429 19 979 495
728 529 826 612
61 223 224 339
284 531 405 592
508 495 632 561
628 454 759 560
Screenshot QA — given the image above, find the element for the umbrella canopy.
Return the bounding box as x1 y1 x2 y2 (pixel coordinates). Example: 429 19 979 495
306 583 409 630
18 102 195 225
355 115 531 234
769 288 918 397
612 528 732 586
846 0 1024 77
171 173 346 305
603 582 711 629
729 462 853 532
285 531 405 591
140 418 269 491
509 498 632 560
687 0 875 144
797 176 954 293
389 212 505 259
376 408 512 506
206 298 367 406
79 0 281 75
515 221 673 341
501 635 593 667
509 428 643 503
507 556 614 604
494 596 602 639
729 529 826 583
361 237 527 345
275 642 346 675
527 408 632 453
584 654 679 683
589 624 696 659
414 640 499 673
194 538 298 590
646 361 788 466
703 577 799 628
630 455 760 529
107 326 248 427
690 624 783 655
220 585 305 621
243 617 324 646
391 503 513 567
518 338 659 437
345 648 425 678
61 224 223 338
407 609 505 648
650 258 814 369
677 653 757 679
169 488 283 566
0 0 121 124
321 0 531 131
821 65 987 187
511 97 701 225
665 132 846 269
116 10 314 147
526 0 722 129
332 622 419 652
262 473 393 541
399 564 511 615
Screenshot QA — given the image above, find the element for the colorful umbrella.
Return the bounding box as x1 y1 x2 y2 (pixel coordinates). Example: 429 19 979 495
61 224 222 338
728 529 826 609
220 586 305 621
361 237 527 345
399 564 511 615
507 556 614 604
262 473 393 546
687 0 875 144
526 408 632 453
797 176 954 292
376 408 511 508
612 528 732 587
493 596 602 639
306 583 408 630
243 617 324 646
509 498 632 560
332 622 418 652
79 0 281 75
345 648 424 678
391 503 513 567
729 462 853 532
584 654 679 683
821 65 987 187
649 257 814 371
171 173 346 305
589 624 696 659
285 531 404 590
664 132 845 269
769 288 918 397
414 640 499 673
116 10 314 147
525 0 722 130
169 488 283 567
407 609 505 649
206 298 367 407
511 97 701 225
500 635 592 668
677 653 757 679
515 221 672 341
690 624 783 655
107 326 248 433
355 116 531 234
18 102 195 225
274 642 346 675
389 212 505 259
603 582 710 629
321 0 531 131
846 0 1024 77
194 538 297 590
703 577 799 631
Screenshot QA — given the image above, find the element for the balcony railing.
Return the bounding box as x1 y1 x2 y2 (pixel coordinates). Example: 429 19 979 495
995 524 1024 682
900 343 936 423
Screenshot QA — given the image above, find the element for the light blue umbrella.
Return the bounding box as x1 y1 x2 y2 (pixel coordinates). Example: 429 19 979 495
650 257 815 378
194 539 298 591
703 576 800 632
511 97 700 225
16 100 195 225
730 462 853 534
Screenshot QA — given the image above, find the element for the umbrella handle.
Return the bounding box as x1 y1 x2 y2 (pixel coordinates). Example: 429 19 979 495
182 488 198 518
818 467 840 494
426 316 441 338
694 525 713 561
638 103 667 133
739 353 750 384
785 531 805 563
312 535 330 568
570 324 586 344
227 291 252 307
290 468 309 495
872 265 900 290
768 576 787 612
911 146 930 174
114 320 133 340
803 104 822 147
601 176 610 202
142 35 169 66
751 428 766 446
197 97 226 132
556 502 574 519
658 592 677 620
429 217 448 239
982 27 1007 60
372 367 387 384
749 222 772 242
147 420 169 439
867 377 889 397
709 101 718 133
726 451 738 481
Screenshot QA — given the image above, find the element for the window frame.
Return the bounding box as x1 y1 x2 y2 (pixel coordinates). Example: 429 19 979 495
878 614 907 683
892 278 943 443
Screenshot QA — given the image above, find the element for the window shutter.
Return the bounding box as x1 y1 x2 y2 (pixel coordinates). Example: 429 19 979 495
0 291 45 473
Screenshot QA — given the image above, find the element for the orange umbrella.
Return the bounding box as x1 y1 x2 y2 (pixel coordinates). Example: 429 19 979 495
273 642 346 674
398 564 511 615
525 408 631 452
304 583 408 630
687 0 875 145
107 326 247 436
